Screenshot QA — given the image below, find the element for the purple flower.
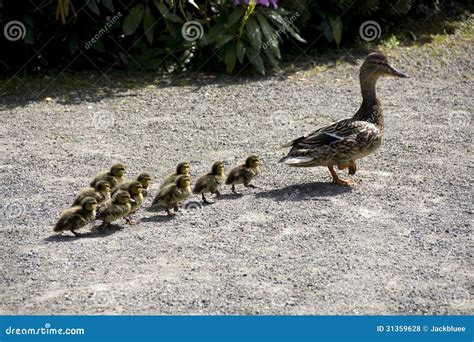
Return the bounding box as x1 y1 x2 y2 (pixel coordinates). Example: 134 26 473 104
234 0 278 9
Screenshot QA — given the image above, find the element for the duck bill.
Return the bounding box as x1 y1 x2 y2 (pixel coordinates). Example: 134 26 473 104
388 65 409 78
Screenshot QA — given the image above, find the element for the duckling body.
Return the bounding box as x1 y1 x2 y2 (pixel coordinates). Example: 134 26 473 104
54 197 97 236
96 190 132 227
112 181 144 223
152 175 191 215
90 163 126 189
193 161 225 204
280 52 408 185
72 180 111 207
115 173 153 197
225 155 260 193
160 162 190 189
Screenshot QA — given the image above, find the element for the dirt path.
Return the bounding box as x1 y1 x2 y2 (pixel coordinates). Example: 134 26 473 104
0 33 472 314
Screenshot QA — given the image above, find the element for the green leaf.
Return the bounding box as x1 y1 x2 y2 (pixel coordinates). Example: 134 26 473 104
201 20 227 46
86 0 100 15
92 40 106 53
23 15 34 45
266 11 306 43
263 45 279 68
154 0 183 23
331 17 343 47
321 19 333 42
256 12 281 59
216 34 234 48
227 7 246 28
236 40 246 63
123 4 145 36
245 44 265 75
245 17 262 51
188 0 199 10
143 5 156 44
224 44 237 73
102 0 114 12
68 33 78 54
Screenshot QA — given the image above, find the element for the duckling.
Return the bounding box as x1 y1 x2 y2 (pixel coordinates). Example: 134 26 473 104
54 197 97 236
114 173 153 197
225 155 261 193
71 180 111 207
90 163 126 189
160 162 190 189
96 190 132 229
111 181 143 224
193 161 225 204
151 175 191 216
280 52 408 185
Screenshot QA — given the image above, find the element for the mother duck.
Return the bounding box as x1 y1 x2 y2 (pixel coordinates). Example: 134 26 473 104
280 52 408 185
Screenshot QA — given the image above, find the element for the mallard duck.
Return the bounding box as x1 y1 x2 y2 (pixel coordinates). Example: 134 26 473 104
151 175 191 216
54 197 97 236
160 162 190 189
112 180 143 223
280 52 408 185
90 163 126 189
225 155 261 193
114 173 153 197
96 190 132 229
193 161 225 204
71 180 111 207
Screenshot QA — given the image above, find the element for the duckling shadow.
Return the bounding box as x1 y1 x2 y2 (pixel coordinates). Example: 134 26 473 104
255 182 352 202
44 224 124 242
140 215 175 223
217 193 244 200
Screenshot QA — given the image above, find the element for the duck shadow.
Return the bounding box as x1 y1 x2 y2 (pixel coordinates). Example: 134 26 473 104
216 193 244 200
44 224 124 242
255 182 352 202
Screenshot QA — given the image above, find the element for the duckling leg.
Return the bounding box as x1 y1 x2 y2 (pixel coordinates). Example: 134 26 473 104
166 208 176 216
231 185 237 194
124 216 135 225
71 230 82 237
328 165 354 186
202 193 214 204
214 190 221 197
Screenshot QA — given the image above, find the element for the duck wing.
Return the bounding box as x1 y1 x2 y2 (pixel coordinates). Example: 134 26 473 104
280 119 379 164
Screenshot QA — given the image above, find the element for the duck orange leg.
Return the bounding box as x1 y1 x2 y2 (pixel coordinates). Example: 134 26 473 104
328 165 354 186
338 160 357 175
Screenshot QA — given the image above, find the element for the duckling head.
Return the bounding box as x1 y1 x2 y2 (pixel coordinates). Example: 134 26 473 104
360 52 409 81
95 180 111 193
81 197 98 211
211 161 225 175
176 175 192 189
245 155 260 168
137 173 152 188
176 162 190 175
113 190 132 204
110 163 126 177
129 181 144 196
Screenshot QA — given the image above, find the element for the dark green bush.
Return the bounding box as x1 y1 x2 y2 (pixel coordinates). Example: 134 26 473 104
0 0 469 75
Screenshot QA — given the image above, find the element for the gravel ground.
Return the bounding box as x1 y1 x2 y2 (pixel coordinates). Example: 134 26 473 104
0 36 472 315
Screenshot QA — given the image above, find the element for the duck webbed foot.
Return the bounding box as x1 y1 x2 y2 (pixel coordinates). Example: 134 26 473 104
328 165 354 186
